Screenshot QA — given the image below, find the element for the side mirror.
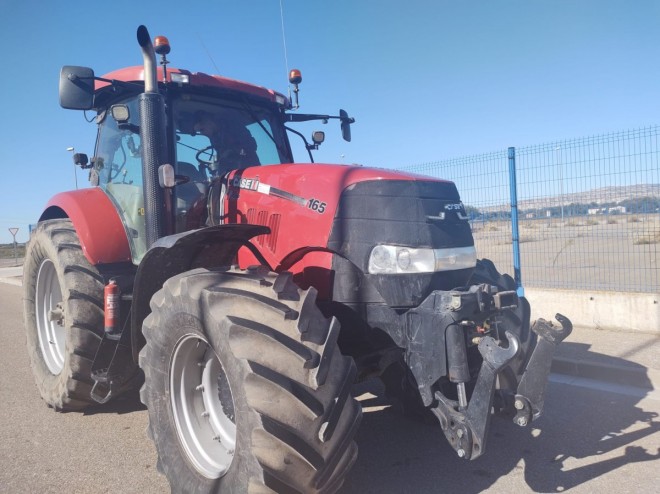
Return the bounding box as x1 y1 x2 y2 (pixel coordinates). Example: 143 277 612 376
59 66 95 110
340 109 354 142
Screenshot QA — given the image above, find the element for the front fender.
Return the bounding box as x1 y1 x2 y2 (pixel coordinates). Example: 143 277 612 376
40 189 131 264
130 224 269 361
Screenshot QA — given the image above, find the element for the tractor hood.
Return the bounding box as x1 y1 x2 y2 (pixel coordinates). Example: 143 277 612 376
225 163 449 255
225 163 446 258
226 163 474 299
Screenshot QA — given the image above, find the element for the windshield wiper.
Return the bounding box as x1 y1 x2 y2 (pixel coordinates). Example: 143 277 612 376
239 97 290 161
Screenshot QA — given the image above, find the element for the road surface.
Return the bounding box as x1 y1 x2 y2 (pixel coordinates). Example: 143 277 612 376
1 283 658 493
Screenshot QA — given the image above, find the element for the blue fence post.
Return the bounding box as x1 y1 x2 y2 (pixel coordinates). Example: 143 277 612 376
508 147 524 297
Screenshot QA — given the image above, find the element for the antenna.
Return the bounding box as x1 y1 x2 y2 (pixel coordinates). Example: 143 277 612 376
279 0 292 101
197 34 221 74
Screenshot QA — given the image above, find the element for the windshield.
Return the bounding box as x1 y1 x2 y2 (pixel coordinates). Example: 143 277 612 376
172 95 291 177
171 94 291 233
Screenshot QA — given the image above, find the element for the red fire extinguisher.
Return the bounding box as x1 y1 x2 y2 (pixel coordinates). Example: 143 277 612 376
104 279 121 338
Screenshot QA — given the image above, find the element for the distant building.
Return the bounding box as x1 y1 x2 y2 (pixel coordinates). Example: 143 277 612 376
587 206 627 215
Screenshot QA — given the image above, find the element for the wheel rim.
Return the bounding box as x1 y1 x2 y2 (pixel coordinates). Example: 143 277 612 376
170 334 237 479
35 259 65 374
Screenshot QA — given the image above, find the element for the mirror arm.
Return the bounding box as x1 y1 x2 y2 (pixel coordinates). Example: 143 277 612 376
285 113 331 123
285 113 355 125
284 126 315 163
285 113 353 122
94 77 145 90
285 111 355 143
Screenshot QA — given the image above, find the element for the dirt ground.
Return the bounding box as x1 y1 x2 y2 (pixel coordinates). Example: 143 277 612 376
471 214 660 292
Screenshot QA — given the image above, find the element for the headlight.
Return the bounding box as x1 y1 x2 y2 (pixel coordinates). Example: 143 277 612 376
368 245 477 274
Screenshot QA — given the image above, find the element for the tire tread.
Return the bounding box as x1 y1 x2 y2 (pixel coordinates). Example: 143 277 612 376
140 267 361 494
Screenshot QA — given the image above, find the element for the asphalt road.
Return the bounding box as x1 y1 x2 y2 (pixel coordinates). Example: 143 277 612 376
1 282 658 493
0 257 24 268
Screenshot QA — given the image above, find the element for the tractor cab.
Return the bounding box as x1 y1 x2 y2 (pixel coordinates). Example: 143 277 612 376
59 34 353 265
91 85 293 262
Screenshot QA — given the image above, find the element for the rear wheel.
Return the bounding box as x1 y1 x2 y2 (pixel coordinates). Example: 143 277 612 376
140 267 362 493
23 219 109 410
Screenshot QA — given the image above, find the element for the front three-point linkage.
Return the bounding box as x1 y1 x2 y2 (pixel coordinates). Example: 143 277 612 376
513 314 573 427
432 331 521 460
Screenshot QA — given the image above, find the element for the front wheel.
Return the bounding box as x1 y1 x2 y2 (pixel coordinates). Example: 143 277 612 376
140 268 362 493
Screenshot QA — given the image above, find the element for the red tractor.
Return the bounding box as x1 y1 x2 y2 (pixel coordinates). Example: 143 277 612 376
24 26 571 493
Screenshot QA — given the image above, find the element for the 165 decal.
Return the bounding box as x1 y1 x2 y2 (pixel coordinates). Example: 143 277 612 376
307 198 327 214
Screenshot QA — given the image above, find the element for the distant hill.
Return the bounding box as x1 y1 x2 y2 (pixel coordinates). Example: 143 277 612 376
480 184 660 212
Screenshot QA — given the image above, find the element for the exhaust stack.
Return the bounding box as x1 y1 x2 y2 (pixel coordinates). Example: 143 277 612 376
136 25 168 248
137 25 158 93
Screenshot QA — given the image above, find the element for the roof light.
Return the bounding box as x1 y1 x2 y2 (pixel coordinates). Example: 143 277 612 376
170 72 189 84
288 69 302 85
154 36 171 55
110 104 130 123
288 69 302 109
312 131 325 145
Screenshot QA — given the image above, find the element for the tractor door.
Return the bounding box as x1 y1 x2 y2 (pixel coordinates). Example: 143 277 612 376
94 97 147 263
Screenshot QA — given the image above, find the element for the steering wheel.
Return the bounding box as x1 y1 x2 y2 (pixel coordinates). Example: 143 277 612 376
195 145 216 171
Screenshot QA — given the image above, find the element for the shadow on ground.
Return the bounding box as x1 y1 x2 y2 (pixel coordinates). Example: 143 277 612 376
83 388 146 416
342 347 659 493
553 340 658 390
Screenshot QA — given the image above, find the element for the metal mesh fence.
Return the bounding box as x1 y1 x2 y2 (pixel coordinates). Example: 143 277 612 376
402 126 660 293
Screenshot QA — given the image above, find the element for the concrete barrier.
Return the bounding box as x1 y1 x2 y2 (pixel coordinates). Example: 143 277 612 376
525 288 660 335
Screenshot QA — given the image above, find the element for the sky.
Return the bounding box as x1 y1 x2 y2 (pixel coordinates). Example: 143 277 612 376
1 0 659 243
